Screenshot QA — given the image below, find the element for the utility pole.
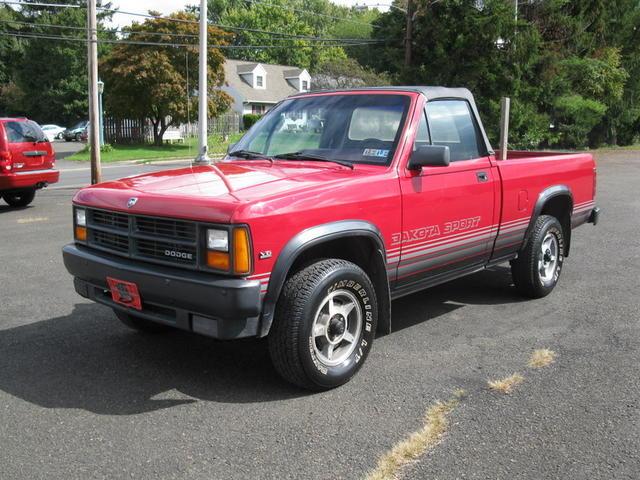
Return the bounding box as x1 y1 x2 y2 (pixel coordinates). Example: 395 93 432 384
87 0 101 184
404 0 413 67
194 0 210 165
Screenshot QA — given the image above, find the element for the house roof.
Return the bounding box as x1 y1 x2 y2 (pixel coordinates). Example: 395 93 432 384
223 59 307 104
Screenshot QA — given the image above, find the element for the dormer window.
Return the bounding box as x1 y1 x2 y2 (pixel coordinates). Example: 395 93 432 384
256 76 264 87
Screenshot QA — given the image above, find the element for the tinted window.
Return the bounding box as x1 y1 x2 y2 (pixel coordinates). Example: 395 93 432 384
425 100 483 161
235 94 411 166
5 121 46 143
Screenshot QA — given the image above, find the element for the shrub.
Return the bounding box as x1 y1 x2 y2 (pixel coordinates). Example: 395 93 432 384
243 114 262 130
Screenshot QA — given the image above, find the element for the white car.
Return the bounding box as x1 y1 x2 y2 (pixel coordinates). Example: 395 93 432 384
41 124 66 142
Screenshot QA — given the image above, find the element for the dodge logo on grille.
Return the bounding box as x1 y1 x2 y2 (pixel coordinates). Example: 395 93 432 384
164 250 193 260
127 197 138 208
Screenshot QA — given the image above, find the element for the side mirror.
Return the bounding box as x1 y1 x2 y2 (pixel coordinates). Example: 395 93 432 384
408 145 450 170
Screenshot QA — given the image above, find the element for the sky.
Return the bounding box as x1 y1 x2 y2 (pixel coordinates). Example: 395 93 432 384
107 0 390 27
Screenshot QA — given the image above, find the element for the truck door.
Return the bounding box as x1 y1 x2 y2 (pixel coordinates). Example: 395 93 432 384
396 100 497 288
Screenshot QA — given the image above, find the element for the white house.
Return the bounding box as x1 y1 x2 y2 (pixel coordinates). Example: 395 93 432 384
221 59 312 116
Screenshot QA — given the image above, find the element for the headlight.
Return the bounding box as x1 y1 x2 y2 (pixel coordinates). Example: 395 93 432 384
205 227 252 274
207 229 228 251
74 208 87 241
75 208 86 227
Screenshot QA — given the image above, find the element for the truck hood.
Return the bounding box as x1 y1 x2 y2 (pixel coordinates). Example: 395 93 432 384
73 160 359 223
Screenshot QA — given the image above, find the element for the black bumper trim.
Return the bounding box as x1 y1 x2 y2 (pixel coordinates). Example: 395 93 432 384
63 244 262 339
588 206 601 226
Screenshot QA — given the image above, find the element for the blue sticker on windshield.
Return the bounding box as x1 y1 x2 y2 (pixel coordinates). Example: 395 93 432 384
363 148 390 158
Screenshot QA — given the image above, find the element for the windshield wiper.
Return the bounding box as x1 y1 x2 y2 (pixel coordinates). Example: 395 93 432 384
228 150 273 163
273 151 354 169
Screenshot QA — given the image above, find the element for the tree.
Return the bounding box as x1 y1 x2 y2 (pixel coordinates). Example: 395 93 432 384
0 2 111 124
101 12 232 145
312 57 391 90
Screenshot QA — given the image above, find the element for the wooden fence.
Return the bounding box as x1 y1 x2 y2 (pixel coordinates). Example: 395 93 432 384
103 112 242 144
104 118 149 144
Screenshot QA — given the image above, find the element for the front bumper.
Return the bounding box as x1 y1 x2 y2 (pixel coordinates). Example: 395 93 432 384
62 244 263 339
0 168 59 190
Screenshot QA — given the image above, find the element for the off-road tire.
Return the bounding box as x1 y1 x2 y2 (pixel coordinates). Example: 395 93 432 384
268 259 378 390
3 189 36 207
511 214 565 299
114 310 172 333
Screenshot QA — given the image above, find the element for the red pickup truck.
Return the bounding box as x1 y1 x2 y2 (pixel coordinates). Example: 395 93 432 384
0 117 59 207
63 87 599 390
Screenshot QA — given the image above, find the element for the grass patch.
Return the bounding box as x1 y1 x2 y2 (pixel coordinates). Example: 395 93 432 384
67 133 244 163
488 373 524 395
528 348 557 368
365 390 465 480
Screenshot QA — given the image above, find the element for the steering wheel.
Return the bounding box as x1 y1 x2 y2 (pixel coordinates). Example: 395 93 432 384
361 138 388 148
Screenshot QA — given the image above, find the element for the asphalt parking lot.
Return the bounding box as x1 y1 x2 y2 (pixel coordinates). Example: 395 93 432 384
0 151 638 479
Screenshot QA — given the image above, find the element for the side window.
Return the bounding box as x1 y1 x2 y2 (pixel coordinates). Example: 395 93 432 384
413 111 430 151
425 100 483 161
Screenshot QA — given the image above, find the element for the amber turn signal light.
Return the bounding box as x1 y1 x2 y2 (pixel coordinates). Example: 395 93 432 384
75 226 87 241
233 227 251 275
207 250 230 271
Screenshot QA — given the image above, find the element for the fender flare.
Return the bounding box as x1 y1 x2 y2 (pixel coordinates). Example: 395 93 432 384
521 185 573 252
257 220 391 337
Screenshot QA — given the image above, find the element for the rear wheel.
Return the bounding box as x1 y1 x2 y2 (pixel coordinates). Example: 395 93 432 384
511 215 565 298
114 310 172 333
268 259 378 390
3 189 36 207
74 133 81 141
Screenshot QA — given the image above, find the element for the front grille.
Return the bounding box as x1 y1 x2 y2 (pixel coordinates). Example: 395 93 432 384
135 216 196 241
93 209 129 230
136 238 197 265
92 230 129 253
85 208 200 269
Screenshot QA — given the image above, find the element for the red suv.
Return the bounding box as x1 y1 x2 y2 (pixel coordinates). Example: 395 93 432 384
0 118 59 207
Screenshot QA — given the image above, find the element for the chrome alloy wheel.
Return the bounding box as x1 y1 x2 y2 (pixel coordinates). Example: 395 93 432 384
311 289 363 367
538 231 559 284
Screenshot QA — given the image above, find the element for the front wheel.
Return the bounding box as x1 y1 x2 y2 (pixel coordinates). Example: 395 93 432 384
511 214 565 298
3 189 36 207
268 259 378 390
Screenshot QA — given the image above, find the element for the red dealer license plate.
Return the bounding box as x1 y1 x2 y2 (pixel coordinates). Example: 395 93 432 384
106 277 142 311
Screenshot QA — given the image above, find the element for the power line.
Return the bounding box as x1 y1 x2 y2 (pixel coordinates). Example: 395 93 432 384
0 30 378 48
1 1 379 40
245 0 379 28
0 18 380 43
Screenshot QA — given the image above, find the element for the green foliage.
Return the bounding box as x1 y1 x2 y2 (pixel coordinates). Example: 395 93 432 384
554 95 607 148
100 12 232 145
243 114 262 129
364 0 640 149
312 57 392 90
0 3 114 124
212 0 374 70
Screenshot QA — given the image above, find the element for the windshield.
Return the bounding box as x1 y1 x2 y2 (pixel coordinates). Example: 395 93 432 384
230 94 411 166
71 121 88 130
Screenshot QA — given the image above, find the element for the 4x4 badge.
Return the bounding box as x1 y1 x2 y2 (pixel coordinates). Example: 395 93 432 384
127 197 138 208
259 250 272 259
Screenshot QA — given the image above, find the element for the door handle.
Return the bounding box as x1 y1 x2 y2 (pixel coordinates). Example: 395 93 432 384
476 171 489 182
